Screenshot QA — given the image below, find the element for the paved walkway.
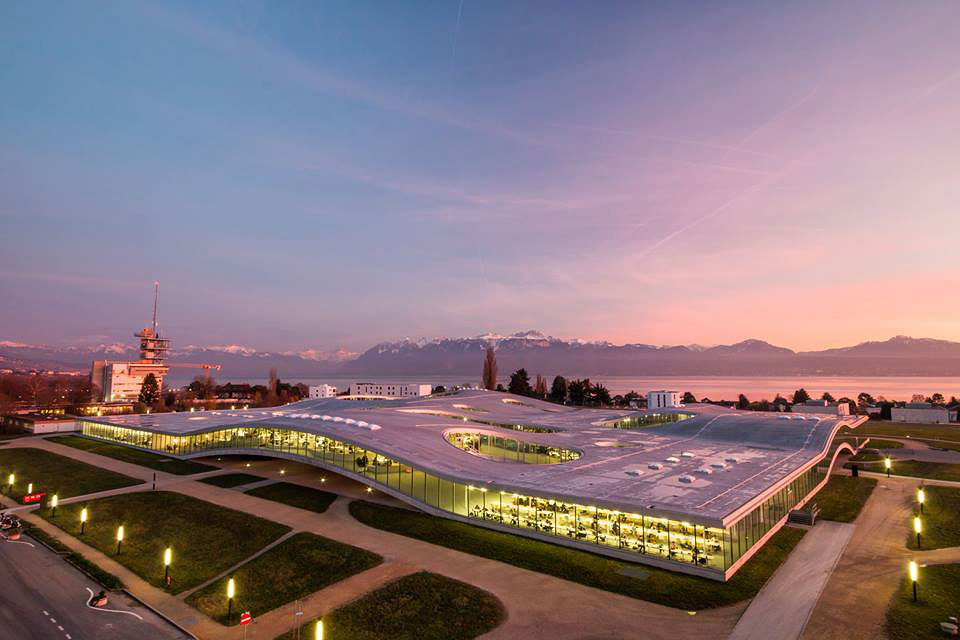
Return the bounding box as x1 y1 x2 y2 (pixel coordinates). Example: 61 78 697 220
728 521 854 640
12 440 746 640
801 472 960 640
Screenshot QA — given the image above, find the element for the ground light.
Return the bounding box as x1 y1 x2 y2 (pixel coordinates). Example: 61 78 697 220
227 577 235 621
7 473 14 492
885 456 892 477
909 560 919 602
914 516 922 549
50 494 59 517
27 482 32 494
80 507 87 535
917 487 925 514
164 546 172 584
315 619 323 640
116 525 124 555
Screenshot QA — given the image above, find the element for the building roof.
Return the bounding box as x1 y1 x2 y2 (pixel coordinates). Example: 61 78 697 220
81 390 864 527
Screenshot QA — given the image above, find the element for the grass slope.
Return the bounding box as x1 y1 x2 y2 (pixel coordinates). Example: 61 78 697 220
198 473 265 488
0 448 142 500
275 572 505 640
885 564 960 640
811 476 877 522
47 435 218 475
906 485 960 550
40 491 290 593
348 500 804 610
187 532 382 624
244 482 338 514
844 422 960 443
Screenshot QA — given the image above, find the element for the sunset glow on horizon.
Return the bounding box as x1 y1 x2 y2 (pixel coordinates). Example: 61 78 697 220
2 1 959 352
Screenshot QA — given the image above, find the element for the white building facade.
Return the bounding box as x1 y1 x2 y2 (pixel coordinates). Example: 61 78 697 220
647 390 682 409
91 360 168 402
891 403 957 424
792 399 851 416
352 382 432 398
308 384 338 399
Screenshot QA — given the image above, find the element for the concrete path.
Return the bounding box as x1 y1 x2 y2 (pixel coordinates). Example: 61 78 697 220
728 522 854 640
10 440 747 640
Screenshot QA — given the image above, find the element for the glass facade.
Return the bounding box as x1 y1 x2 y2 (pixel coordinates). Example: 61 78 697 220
78 419 825 579
444 431 581 463
604 413 694 429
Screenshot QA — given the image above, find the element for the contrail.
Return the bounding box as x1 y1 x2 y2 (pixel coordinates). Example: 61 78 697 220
452 0 465 71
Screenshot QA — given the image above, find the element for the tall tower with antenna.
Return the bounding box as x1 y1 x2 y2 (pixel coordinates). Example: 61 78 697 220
134 281 170 364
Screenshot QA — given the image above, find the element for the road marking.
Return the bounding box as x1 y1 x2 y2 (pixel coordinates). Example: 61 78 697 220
6 539 36 547
58 625 64 631
43 610 49 616
84 587 144 620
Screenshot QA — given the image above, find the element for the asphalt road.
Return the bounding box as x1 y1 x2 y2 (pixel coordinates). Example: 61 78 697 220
0 530 191 640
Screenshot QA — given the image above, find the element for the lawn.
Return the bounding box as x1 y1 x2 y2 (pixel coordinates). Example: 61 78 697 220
885 564 960 640
889 461 960 482
199 473 265 488
244 482 338 514
844 422 960 443
47 435 218 475
811 476 877 522
906 486 960 551
186 532 382 624
864 439 904 449
347 500 805 610
0 448 143 500
40 491 290 593
275 572 504 640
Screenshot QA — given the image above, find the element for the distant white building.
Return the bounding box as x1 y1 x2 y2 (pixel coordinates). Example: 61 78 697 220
792 399 851 416
891 403 957 424
352 382 432 398
647 390 681 409
308 384 338 399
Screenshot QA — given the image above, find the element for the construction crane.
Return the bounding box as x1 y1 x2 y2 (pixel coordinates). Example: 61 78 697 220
167 362 222 382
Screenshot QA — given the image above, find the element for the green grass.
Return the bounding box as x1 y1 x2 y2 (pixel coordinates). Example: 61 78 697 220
885 564 960 640
864 439 904 449
187 532 382 624
889 461 960 482
0 448 143 500
198 473 265 488
850 452 882 462
65 552 126 590
26 526 71 553
811 476 878 522
244 482 338 514
844 422 960 443
275 572 505 640
348 500 805 610
47 435 218 475
40 491 291 593
906 486 960 550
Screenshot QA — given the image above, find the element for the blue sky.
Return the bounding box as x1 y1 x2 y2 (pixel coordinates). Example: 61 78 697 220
2 1 960 353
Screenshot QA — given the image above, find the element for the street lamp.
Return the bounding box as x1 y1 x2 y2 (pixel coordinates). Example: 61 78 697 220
27 483 32 495
884 456 892 477
116 525 124 555
51 494 59 517
909 560 919 602
7 473 14 493
164 547 172 584
914 516 922 549
315 620 323 640
227 577 236 621
917 487 925 514
80 507 87 535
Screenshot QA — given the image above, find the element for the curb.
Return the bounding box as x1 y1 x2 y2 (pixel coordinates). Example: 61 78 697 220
122 589 200 640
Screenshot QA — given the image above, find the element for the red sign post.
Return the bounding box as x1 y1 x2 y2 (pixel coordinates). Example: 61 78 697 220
240 611 252 625
22 493 46 504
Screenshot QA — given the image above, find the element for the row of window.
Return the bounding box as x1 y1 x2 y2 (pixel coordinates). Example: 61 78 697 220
78 419 824 578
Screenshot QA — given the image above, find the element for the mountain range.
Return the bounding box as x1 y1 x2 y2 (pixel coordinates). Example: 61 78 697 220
3 333 960 378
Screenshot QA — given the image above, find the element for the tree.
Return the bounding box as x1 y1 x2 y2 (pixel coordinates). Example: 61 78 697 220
568 379 591 406
857 392 876 409
508 368 532 396
533 375 547 398
623 390 641 406
495 383 505 392
482 347 498 391
737 394 750 410
821 391 835 402
931 393 945 405
139 373 160 406
682 391 696 404
590 383 612 407
433 385 446 394
792 388 810 404
549 376 568 404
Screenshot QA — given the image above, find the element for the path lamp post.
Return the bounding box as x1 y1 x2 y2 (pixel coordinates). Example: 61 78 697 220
80 508 87 535
50 494 59 517
884 456 892 477
909 560 919 602
917 487 925 514
227 578 236 621
164 547 172 583
7 473 14 493
116 525 124 555
913 516 922 549
315 619 323 640
27 483 32 495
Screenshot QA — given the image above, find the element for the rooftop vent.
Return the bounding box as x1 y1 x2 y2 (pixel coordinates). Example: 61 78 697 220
710 462 727 469
648 463 663 470
678 475 695 483
725 457 739 464
680 452 695 458
694 468 713 475
665 456 680 463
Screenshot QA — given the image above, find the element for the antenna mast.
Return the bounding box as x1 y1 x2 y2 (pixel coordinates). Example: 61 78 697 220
152 281 159 334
